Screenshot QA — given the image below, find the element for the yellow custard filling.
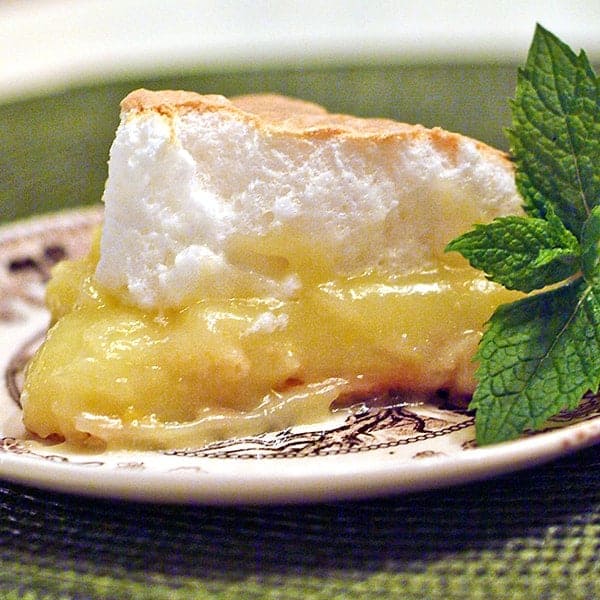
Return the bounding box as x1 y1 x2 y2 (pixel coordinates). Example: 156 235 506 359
21 231 520 449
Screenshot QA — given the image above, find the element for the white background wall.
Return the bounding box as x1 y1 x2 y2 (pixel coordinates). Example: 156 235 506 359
2 0 599 102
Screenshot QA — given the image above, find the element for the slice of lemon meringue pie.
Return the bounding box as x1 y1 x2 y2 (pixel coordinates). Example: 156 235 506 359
21 90 522 449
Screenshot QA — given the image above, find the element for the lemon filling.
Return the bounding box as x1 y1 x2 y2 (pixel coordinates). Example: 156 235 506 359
21 230 520 449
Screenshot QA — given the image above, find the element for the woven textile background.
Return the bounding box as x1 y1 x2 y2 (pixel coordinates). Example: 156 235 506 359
1 444 599 599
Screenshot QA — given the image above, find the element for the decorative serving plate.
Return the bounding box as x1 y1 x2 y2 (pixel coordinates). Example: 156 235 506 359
2 208 600 504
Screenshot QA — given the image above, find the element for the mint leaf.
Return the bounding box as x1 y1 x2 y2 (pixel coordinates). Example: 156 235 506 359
471 280 600 445
507 24 600 236
582 206 600 283
445 208 580 292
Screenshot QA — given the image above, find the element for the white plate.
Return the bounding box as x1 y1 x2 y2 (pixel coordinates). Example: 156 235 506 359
2 208 600 505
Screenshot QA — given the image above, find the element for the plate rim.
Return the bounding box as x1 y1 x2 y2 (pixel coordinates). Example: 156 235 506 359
0 417 598 505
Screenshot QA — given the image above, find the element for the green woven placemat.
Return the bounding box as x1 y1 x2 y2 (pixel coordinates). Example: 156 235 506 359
1 444 599 599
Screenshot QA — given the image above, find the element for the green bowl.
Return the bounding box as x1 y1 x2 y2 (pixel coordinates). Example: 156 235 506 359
0 63 518 224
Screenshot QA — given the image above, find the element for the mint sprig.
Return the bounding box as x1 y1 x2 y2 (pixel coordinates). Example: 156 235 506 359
446 25 600 445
